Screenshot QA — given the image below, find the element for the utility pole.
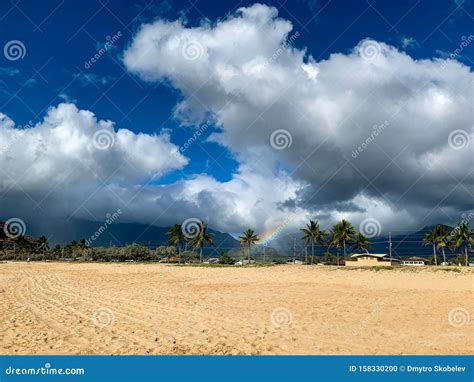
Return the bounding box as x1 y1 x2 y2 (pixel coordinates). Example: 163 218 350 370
293 238 296 264
389 232 392 262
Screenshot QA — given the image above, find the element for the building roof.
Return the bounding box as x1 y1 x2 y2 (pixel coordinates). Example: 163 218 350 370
350 253 387 258
403 256 428 262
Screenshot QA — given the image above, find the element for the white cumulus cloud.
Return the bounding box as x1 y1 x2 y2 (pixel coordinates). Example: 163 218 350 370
123 3 473 233
1 3 472 241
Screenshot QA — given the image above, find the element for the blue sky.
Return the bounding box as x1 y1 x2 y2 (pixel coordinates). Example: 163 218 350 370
0 0 472 239
1 0 472 183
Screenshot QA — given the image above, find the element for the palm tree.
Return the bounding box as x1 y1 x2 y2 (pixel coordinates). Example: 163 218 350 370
239 229 260 264
328 232 342 265
434 225 449 265
190 222 215 263
167 224 185 263
423 228 438 265
330 219 355 265
300 220 327 264
451 223 473 266
353 232 369 253
37 236 50 261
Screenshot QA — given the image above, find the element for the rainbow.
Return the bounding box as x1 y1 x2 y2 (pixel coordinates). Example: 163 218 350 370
259 217 296 246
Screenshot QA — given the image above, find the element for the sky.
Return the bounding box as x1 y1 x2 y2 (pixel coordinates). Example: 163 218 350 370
0 0 473 242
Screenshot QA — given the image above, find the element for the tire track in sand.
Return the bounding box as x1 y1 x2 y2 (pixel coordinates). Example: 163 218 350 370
20 271 171 353
35 273 187 352
13 274 88 348
49 272 260 336
43 273 267 353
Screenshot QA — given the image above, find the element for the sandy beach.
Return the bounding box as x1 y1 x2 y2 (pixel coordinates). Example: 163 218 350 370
0 262 472 355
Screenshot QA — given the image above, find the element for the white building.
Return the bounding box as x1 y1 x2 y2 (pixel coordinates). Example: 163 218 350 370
235 259 255 265
286 259 303 265
402 257 428 266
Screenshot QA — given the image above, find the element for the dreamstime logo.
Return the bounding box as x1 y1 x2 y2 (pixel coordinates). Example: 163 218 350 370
268 31 300 64
448 307 470 328
351 120 390 158
175 301 207 339
0 120 35 154
270 307 293 328
3 218 26 239
448 129 470 150
440 35 474 69
359 40 381 62
4 40 26 61
270 129 292 150
181 218 202 239
92 307 115 328
84 31 122 69
246 30 300 75
92 129 115 150
359 218 382 238
182 40 204 61
261 216 294 247
447 211 474 241
460 211 474 227
5 362 85 376
352 299 386 337
85 209 122 247
177 121 211 156
0 128 23 154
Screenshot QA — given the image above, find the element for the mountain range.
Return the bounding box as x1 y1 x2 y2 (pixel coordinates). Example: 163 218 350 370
23 218 240 257
3 217 468 260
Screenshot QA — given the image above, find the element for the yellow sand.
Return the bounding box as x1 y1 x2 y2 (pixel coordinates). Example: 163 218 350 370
0 262 472 355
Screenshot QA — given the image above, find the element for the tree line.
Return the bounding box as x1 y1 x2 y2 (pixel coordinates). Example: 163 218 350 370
0 238 188 262
166 219 473 266
422 223 472 266
1 219 472 265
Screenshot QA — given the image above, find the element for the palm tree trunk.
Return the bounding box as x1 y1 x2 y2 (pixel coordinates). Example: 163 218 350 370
311 242 314 264
442 247 446 264
465 245 468 266
200 247 202 263
432 244 437 265
343 240 346 259
336 250 339 266
305 246 307 264
248 243 251 263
